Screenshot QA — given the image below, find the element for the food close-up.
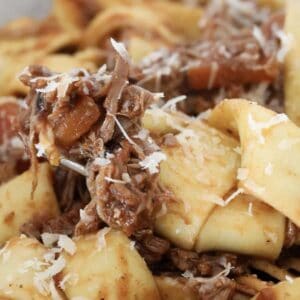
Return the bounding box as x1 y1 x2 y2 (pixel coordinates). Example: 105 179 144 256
0 0 300 299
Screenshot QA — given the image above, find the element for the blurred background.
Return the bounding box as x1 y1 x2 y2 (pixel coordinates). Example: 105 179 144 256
0 0 51 25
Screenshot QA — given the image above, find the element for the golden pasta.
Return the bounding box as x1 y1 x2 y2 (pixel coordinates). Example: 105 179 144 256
61 229 160 300
0 0 299 299
0 163 59 245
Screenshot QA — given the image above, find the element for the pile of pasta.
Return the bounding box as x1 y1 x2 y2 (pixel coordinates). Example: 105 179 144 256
0 0 300 299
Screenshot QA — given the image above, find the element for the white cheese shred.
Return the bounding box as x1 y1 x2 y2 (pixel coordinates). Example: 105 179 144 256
139 151 167 174
97 227 111 250
161 95 187 111
223 188 244 206
58 235 77 256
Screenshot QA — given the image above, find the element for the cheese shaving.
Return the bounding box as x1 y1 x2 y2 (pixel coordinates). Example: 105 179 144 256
183 262 232 283
41 233 60 247
223 188 244 206
129 241 136 250
79 209 94 224
237 168 249 181
49 279 63 300
109 113 137 146
133 128 149 141
139 151 167 174
104 176 126 184
94 157 111 166
161 95 187 111
264 163 273 176
247 202 253 217
243 179 265 195
110 38 129 61
58 235 76 255
121 172 131 183
253 26 266 49
197 109 212 120
97 227 111 250
248 113 288 144
208 62 219 89
275 29 293 63
156 202 168 218
34 256 66 296
285 275 294 284
35 143 46 158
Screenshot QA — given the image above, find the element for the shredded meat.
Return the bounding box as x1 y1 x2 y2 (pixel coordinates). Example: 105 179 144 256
134 229 170 264
20 42 171 236
170 249 246 277
196 276 236 300
21 204 81 239
134 2 284 114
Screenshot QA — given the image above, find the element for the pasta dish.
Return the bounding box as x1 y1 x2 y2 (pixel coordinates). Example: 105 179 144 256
0 0 299 299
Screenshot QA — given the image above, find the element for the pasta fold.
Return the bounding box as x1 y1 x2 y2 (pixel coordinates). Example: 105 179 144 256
253 277 300 299
155 119 240 249
0 236 52 299
0 163 60 244
61 229 160 300
208 99 300 228
195 195 285 260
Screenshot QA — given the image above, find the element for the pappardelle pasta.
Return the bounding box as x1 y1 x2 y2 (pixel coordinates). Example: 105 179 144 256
0 0 300 299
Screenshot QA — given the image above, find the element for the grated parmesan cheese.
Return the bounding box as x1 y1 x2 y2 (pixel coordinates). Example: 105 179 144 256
247 202 253 217
110 38 129 61
243 179 265 195
97 227 111 250
264 163 273 176
161 95 187 111
156 202 168 218
121 172 131 183
274 28 293 63
58 235 76 256
133 128 149 141
285 275 294 284
41 233 60 247
237 168 249 181
139 151 167 174
94 157 111 166
248 113 288 144
233 146 242 155
49 279 63 300
104 176 126 184
208 62 219 89
197 109 212 120
252 26 266 49
34 256 66 296
79 209 93 224
109 113 137 146
183 262 232 283
129 241 136 251
223 188 244 206
35 143 46 158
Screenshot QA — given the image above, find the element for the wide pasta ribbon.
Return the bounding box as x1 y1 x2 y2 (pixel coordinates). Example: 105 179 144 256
208 99 300 228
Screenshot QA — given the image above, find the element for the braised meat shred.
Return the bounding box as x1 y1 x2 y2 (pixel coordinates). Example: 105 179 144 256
19 42 173 237
132 0 285 115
